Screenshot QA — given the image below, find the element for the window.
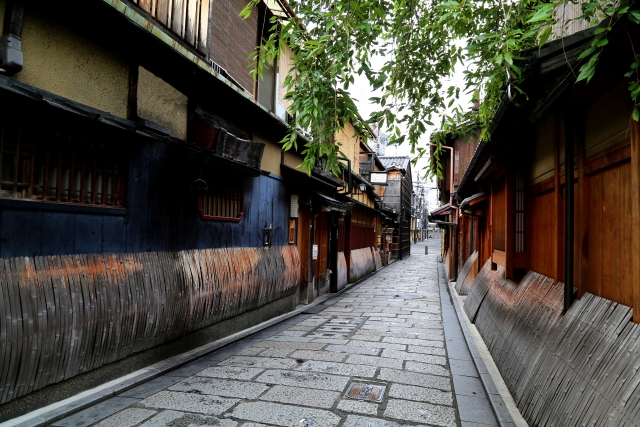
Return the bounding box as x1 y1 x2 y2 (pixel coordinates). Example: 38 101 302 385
0 125 125 207
198 181 244 221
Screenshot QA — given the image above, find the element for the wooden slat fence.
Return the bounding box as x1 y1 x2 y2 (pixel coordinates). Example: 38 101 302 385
455 250 478 296
0 246 300 404
465 262 640 426
349 247 377 283
337 252 348 291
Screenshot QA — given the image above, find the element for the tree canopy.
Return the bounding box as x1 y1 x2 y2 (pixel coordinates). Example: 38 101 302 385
241 0 640 178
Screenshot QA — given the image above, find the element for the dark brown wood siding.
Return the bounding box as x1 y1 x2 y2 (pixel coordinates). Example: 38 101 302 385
209 0 258 93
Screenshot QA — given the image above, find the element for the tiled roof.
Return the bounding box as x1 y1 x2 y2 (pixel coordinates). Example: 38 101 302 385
379 156 410 171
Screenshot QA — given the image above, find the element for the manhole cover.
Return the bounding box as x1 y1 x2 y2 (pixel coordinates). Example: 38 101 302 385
344 382 386 403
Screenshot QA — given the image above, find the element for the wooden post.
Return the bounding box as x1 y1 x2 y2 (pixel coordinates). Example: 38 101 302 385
490 181 497 270
505 170 514 279
554 116 564 284
630 117 640 323
577 114 587 299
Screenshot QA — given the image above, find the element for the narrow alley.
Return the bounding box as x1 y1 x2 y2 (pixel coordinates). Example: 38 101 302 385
8 244 516 427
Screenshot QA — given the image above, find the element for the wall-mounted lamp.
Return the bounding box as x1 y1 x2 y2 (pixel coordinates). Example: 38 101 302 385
359 183 367 192
392 208 396 214
263 223 273 247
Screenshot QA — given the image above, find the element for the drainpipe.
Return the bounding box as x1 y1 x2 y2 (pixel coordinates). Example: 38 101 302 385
0 0 24 76
564 116 575 313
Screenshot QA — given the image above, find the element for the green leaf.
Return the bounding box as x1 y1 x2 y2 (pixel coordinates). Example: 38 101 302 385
538 25 552 48
634 109 640 121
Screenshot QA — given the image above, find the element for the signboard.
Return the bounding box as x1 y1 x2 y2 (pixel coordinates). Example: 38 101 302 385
312 244 318 260
370 172 388 185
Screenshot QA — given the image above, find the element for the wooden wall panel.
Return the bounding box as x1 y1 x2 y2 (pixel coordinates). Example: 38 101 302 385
528 190 556 278
0 246 300 405
492 176 506 252
584 160 632 307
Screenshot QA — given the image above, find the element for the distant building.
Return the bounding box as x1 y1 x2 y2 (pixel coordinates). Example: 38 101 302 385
370 123 389 156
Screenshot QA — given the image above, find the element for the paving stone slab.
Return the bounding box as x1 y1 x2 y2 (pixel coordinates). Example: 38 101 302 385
229 402 341 427
138 410 238 427
217 356 298 369
378 368 451 391
456 395 499 425
380 349 447 365
118 376 185 399
294 360 378 377
139 391 239 416
344 354 403 370
347 341 407 351
451 374 486 397
388 383 453 406
309 338 351 345
341 414 427 427
196 366 264 380
324 344 381 356
383 337 444 347
336 399 379 415
51 397 140 427
407 345 447 356
289 350 347 362
404 361 451 377
259 385 340 408
168 377 268 399
234 347 265 356
384 398 457 427
93 408 157 427
276 330 309 337
256 348 296 358
255 369 351 391
252 341 327 350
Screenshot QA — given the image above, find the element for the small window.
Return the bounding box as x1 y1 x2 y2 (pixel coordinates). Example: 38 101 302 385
0 125 125 207
198 181 244 221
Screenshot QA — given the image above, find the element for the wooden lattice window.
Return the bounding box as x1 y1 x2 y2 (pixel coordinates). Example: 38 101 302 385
0 126 125 207
198 181 244 221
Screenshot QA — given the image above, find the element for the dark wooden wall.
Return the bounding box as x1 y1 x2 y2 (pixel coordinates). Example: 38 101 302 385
0 139 290 259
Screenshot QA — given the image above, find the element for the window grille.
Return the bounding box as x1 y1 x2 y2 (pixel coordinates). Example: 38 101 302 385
515 170 526 252
198 181 244 221
0 126 125 207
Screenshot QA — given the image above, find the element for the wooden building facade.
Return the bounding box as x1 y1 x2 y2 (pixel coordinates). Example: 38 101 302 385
0 0 309 410
378 156 413 259
437 18 640 426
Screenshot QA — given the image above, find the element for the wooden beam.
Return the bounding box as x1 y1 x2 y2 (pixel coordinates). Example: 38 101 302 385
630 117 640 323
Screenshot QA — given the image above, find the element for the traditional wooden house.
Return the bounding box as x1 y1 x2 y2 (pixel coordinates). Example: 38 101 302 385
440 17 640 426
378 156 413 259
0 0 311 411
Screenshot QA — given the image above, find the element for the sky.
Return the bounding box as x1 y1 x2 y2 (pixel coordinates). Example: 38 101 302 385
349 50 473 210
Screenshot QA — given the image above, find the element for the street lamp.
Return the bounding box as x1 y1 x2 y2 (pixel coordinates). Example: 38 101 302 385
359 183 367 192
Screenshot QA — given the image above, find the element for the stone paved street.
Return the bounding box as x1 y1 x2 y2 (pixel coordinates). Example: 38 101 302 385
35 247 509 427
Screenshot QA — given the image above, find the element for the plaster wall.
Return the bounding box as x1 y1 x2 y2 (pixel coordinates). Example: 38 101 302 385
282 150 304 169
1 3 129 118
137 66 188 140
254 132 282 176
531 118 556 184
585 80 631 157
335 122 360 171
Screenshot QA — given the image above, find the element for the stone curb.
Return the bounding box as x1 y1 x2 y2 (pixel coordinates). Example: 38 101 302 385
4 263 390 427
437 260 515 427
